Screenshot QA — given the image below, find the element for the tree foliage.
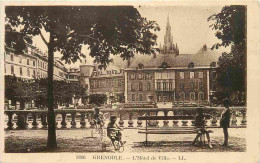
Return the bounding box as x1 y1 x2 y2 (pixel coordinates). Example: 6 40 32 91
5 76 87 108
5 6 159 148
5 75 34 109
208 5 246 104
6 6 159 69
208 5 246 49
89 94 107 106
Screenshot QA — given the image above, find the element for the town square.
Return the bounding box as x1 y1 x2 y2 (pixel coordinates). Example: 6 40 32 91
3 5 247 154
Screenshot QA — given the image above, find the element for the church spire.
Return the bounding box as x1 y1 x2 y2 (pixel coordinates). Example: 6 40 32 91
167 13 170 26
160 14 179 55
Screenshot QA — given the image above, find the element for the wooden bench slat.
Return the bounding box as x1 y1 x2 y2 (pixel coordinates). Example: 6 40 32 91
137 115 211 120
138 116 194 120
138 130 214 134
138 127 196 130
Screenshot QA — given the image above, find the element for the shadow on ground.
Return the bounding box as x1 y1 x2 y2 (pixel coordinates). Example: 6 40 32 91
132 137 246 152
5 135 245 153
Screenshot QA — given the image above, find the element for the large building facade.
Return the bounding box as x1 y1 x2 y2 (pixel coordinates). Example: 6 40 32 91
89 67 125 104
84 16 219 105
5 44 67 80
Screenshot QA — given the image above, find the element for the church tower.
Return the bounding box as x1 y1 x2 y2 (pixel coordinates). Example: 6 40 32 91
160 14 179 55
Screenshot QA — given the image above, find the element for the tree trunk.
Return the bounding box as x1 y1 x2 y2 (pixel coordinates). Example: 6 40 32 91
47 33 57 149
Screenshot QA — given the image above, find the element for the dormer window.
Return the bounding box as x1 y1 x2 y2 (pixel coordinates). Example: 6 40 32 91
210 62 216 67
160 61 170 69
188 62 194 68
138 63 144 69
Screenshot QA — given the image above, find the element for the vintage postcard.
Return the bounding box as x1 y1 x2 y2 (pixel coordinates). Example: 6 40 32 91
0 1 259 163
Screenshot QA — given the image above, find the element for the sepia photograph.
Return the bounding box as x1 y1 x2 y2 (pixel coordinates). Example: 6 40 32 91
1 1 259 162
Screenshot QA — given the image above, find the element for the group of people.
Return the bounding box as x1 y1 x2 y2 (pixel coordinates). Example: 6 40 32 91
192 98 231 148
93 98 232 148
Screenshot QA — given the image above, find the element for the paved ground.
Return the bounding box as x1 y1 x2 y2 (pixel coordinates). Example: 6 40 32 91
5 127 246 153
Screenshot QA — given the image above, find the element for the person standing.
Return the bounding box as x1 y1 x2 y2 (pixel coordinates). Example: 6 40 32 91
220 98 231 146
192 108 213 148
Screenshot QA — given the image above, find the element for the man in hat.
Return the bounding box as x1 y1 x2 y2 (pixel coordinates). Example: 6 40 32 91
220 98 231 146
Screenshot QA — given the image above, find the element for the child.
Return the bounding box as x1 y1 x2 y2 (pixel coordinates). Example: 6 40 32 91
93 107 103 128
107 116 122 141
192 108 213 148
220 98 231 146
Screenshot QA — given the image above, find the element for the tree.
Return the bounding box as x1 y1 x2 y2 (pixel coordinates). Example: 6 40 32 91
89 94 107 107
5 6 159 149
208 5 246 104
5 75 34 109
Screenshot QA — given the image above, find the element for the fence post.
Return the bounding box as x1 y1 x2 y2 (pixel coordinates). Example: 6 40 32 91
32 113 38 129
163 110 169 127
80 112 86 128
61 113 67 129
6 112 14 130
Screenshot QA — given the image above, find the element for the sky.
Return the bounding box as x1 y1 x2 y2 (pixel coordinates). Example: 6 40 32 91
32 6 229 69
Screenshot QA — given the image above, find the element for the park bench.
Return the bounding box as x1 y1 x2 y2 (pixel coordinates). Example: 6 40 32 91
137 115 213 145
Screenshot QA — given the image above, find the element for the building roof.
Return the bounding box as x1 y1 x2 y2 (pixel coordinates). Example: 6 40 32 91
128 45 221 69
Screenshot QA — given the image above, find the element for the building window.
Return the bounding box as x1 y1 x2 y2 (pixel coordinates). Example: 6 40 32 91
131 83 135 91
19 56 22 63
199 92 204 101
199 72 203 78
210 62 216 67
20 67 23 76
199 82 203 89
27 59 30 65
132 94 135 101
188 62 194 68
163 82 167 91
147 83 151 91
190 82 194 90
96 80 99 88
169 82 172 91
179 92 185 101
27 68 30 77
138 73 142 80
11 54 14 62
11 65 14 74
212 81 216 91
139 94 143 101
142 73 146 80
33 70 36 78
190 92 195 101
33 60 35 67
212 71 217 78
146 73 151 79
157 82 161 91
134 73 138 80
180 72 184 79
138 63 144 69
139 83 143 91
190 72 194 78
130 73 134 80
180 83 184 91
118 79 122 87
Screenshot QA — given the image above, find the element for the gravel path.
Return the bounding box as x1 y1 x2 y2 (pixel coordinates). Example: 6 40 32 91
5 128 246 153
